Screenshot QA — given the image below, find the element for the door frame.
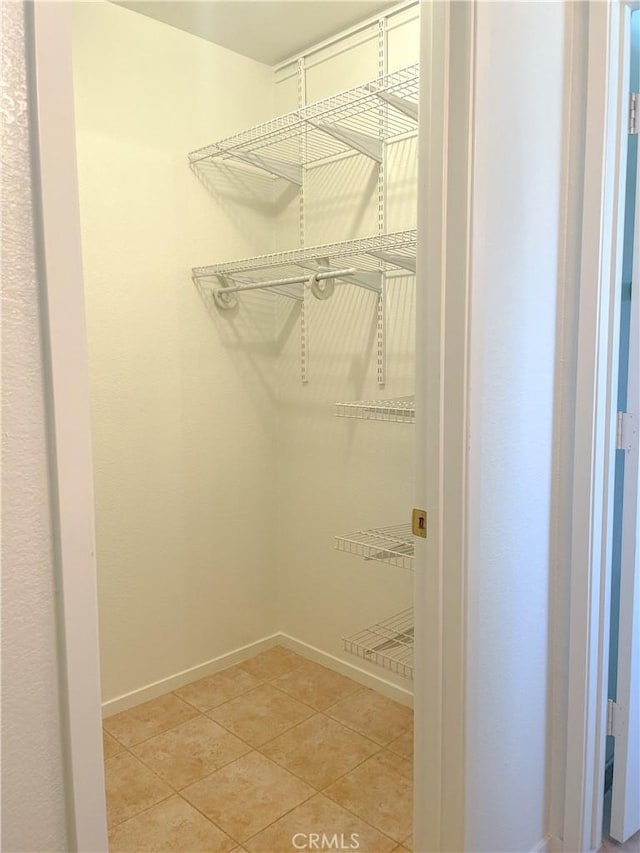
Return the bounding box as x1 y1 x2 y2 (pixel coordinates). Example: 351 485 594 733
563 2 638 851
31 1 636 850
28 1 471 850
28 3 107 851
413 2 475 851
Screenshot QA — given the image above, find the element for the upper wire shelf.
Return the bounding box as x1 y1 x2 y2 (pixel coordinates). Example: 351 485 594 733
335 396 415 423
343 608 414 680
193 229 417 309
336 523 414 571
188 64 419 185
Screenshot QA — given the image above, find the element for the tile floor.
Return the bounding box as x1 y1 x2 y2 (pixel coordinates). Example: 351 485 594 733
103 646 413 853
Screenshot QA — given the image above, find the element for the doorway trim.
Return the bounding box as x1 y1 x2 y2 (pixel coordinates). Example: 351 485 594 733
28 1 469 850
413 1 475 851
28 3 108 851
562 2 637 851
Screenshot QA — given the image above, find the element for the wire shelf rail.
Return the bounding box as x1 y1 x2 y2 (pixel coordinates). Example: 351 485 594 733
193 229 417 308
343 608 414 680
189 64 419 184
335 395 415 423
335 523 414 571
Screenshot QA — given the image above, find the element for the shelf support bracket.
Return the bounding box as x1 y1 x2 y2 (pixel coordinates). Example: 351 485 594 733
371 90 418 122
231 150 303 186
307 120 383 163
367 250 416 273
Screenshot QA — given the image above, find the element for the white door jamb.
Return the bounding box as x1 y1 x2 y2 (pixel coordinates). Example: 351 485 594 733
563 3 635 851
28 3 108 850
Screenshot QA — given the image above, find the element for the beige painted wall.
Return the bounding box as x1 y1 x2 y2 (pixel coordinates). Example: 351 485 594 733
73 0 280 704
1 2 70 849
74 0 420 704
273 7 419 691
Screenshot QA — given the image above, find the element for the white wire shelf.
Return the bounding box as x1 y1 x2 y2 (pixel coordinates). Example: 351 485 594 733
193 229 417 309
335 523 414 571
335 396 415 423
343 608 414 680
189 64 419 184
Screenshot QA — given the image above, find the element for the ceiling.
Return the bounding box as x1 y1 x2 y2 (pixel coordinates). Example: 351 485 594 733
115 1 396 66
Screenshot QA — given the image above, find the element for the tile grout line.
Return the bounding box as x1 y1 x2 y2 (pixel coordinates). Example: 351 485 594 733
318 754 414 848
105 650 394 748
107 739 245 847
106 788 175 834
107 739 405 850
107 719 243 837
103 649 412 848
247 732 412 844
110 721 393 845
320 785 411 848
104 708 208 753
319 707 413 747
241 791 399 852
236 784 319 849
174 790 247 850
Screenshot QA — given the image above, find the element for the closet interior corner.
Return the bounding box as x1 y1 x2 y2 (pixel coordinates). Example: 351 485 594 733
73 0 421 846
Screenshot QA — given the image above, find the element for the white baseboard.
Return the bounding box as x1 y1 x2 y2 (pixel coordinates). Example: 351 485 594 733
532 835 562 853
278 633 414 708
102 633 281 717
102 630 413 716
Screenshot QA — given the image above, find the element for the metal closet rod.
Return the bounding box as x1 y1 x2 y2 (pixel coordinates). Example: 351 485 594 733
217 267 358 295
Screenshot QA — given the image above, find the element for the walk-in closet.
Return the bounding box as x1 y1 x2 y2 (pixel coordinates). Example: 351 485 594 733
72 1 420 849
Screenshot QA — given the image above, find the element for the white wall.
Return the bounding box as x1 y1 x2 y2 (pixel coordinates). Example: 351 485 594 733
72 0 280 704
465 3 566 850
73 0 421 705
274 6 419 692
0 2 69 849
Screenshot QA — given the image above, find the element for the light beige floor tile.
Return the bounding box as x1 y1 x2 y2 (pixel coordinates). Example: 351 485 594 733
174 665 262 712
239 646 306 681
387 725 413 762
327 689 413 746
245 793 397 853
261 713 379 789
324 750 413 843
108 794 235 852
272 659 361 711
103 694 199 747
103 730 125 759
130 715 250 789
207 683 314 747
104 751 172 828
182 751 314 842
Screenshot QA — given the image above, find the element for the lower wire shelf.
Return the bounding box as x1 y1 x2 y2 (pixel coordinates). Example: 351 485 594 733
335 396 415 423
335 523 414 571
343 608 414 680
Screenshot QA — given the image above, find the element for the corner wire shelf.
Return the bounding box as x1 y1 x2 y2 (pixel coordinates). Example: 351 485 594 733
335 523 414 571
335 395 415 423
192 229 416 384
188 63 419 185
343 608 414 680
192 229 417 303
